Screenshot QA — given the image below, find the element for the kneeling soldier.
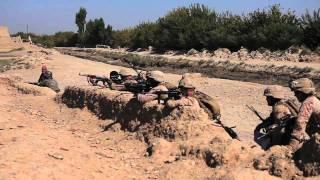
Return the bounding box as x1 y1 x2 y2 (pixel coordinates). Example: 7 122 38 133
255 85 298 150
287 78 320 152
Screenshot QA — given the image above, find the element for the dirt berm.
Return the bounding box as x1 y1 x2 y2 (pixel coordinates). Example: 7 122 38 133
56 48 320 89
59 85 320 179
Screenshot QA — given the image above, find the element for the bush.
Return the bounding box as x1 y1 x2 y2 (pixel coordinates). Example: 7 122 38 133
113 4 319 52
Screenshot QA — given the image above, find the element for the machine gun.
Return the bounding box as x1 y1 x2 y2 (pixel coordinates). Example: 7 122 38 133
257 115 295 140
124 83 150 94
155 90 181 104
79 73 112 87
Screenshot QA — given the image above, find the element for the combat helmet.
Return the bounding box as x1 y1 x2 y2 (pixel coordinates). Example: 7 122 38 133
264 85 285 99
148 71 165 82
119 69 132 77
178 77 195 89
289 78 316 95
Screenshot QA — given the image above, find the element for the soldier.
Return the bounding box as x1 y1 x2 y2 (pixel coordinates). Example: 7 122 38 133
254 85 299 150
109 69 138 91
287 78 320 152
119 69 137 84
38 65 52 82
137 71 168 103
37 65 60 93
166 77 200 109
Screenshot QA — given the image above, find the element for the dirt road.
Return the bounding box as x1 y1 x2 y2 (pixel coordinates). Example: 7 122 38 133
0 47 304 179
4 50 278 142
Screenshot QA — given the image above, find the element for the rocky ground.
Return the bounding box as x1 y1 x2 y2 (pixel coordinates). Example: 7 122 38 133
1 45 320 179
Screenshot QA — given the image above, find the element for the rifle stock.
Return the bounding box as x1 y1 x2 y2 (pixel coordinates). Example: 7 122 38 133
215 119 240 141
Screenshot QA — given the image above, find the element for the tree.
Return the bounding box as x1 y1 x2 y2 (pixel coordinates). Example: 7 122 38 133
75 7 87 46
301 8 320 49
105 25 113 45
84 18 106 47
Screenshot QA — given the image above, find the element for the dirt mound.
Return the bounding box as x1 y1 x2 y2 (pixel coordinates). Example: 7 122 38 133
254 146 302 179
12 82 56 96
61 86 228 144
0 75 56 96
0 26 10 37
0 26 21 52
295 133 320 176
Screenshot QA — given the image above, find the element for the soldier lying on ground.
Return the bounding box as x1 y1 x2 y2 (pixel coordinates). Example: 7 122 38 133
137 71 168 103
166 77 200 109
254 85 299 150
109 69 138 91
287 78 320 152
29 65 60 93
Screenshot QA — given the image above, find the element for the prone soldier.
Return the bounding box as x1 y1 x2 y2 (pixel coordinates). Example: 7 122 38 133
166 77 200 109
29 65 60 93
137 71 168 103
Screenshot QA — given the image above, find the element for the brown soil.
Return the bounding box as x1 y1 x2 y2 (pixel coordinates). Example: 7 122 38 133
1 45 319 179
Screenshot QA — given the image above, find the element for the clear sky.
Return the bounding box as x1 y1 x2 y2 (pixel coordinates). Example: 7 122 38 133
1 0 319 35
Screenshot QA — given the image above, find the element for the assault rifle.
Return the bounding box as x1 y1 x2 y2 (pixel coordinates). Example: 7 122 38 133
155 90 181 104
215 118 241 141
257 114 295 140
79 73 112 87
26 81 39 85
246 105 264 121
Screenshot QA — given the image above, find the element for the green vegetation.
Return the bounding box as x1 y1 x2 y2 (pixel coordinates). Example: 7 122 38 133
113 4 319 51
12 4 320 51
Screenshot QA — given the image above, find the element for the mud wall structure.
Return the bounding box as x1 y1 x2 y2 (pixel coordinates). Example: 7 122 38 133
56 48 320 90
0 26 22 52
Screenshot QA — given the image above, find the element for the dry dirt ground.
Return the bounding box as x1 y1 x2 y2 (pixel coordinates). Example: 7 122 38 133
1 46 301 179
3 47 279 143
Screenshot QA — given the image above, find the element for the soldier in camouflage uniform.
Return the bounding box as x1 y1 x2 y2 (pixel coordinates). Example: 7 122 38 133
287 78 320 152
137 71 168 103
255 85 299 150
110 69 138 91
37 65 60 93
166 77 200 109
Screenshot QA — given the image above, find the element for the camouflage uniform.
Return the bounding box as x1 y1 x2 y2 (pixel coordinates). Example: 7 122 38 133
166 77 200 109
255 85 298 149
137 71 168 103
110 69 138 91
288 78 320 152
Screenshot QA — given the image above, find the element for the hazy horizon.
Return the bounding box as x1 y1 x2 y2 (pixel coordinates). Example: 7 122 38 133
1 0 319 35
